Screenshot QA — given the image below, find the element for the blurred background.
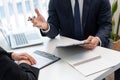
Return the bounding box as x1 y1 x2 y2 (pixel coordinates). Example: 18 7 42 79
0 0 120 35
0 0 49 33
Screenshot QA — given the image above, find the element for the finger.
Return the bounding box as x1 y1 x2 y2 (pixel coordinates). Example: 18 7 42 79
19 56 28 60
33 21 37 26
81 43 95 49
35 8 41 17
28 58 35 65
21 53 36 64
35 8 45 22
86 36 93 41
26 54 36 64
18 60 31 65
33 22 43 29
90 38 99 47
32 19 40 27
87 44 96 49
33 23 41 28
83 45 94 49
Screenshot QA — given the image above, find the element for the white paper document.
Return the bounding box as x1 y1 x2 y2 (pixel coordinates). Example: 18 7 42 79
74 58 115 76
56 36 89 47
64 51 101 66
63 50 116 76
31 53 53 69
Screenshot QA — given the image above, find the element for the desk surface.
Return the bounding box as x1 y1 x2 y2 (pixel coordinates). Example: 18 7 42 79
1 33 120 80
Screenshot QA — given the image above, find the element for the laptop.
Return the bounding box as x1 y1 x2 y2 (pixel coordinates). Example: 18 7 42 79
0 21 43 49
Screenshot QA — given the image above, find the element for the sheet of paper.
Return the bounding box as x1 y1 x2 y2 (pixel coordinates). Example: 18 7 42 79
56 36 88 47
64 51 101 66
74 58 115 76
31 53 53 69
62 50 116 76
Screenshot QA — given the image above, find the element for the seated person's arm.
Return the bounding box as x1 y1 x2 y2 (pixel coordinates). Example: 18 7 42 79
0 47 36 65
0 47 39 80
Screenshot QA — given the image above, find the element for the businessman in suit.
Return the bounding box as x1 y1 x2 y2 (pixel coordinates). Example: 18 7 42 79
30 0 112 49
30 0 120 80
0 47 39 80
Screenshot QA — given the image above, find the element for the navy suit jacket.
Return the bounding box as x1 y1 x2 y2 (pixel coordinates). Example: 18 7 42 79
41 0 112 47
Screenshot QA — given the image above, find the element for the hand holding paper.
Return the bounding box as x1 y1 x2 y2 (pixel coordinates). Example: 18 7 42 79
56 36 90 47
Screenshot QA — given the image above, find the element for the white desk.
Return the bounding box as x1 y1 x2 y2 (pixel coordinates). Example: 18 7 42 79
1 33 120 80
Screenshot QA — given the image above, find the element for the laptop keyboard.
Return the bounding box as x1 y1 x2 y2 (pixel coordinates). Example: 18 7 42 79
13 33 28 45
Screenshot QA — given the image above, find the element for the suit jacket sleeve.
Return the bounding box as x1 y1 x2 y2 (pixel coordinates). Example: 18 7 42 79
95 0 112 47
19 63 39 80
0 47 13 59
0 47 39 80
40 0 60 39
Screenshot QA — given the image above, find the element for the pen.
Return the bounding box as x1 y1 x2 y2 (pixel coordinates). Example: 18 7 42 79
28 16 36 21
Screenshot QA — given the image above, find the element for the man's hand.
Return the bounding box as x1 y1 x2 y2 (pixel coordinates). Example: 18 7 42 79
11 53 36 65
28 8 48 31
81 36 100 49
18 60 31 65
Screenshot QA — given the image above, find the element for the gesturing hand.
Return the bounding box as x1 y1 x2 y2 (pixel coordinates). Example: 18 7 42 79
28 8 48 31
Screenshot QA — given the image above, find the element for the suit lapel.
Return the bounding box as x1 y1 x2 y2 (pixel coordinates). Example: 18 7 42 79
82 0 92 27
65 0 74 30
65 0 73 18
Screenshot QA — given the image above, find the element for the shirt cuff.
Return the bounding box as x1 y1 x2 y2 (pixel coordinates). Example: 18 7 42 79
95 36 102 46
41 24 50 33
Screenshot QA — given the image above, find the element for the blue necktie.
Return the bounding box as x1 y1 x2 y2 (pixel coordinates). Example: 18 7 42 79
74 0 84 40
